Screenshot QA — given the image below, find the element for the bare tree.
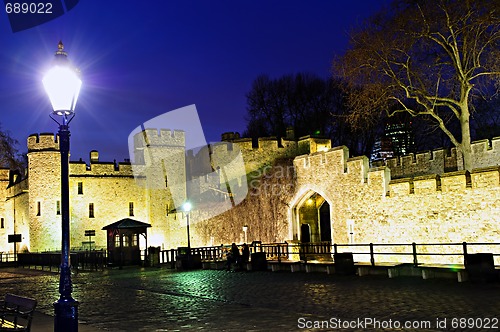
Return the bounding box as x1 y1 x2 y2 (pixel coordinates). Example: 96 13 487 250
333 0 500 170
245 73 380 156
245 75 288 139
0 126 24 173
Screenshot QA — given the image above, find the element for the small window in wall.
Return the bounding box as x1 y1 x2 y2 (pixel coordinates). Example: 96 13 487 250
132 235 138 247
56 201 61 215
129 202 134 217
89 203 95 218
123 235 130 247
37 202 41 216
347 219 355 244
1 218 4 229
114 234 120 247
78 182 83 195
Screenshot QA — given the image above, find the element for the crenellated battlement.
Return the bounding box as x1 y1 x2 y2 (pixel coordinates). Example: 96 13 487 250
70 160 133 177
468 137 500 169
294 143 500 198
187 135 332 177
27 133 59 152
376 148 458 178
134 129 185 149
376 137 500 178
388 167 500 197
222 135 330 153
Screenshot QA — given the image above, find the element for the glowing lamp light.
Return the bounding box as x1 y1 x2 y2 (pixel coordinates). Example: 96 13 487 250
42 41 81 116
43 66 81 115
183 202 192 212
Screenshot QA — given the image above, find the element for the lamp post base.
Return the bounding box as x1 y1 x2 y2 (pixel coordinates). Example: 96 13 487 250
54 298 79 332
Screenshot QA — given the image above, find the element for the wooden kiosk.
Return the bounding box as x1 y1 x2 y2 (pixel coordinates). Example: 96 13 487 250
102 218 151 267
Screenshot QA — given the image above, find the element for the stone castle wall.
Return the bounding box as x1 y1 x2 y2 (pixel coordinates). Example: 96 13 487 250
1 130 500 264
377 137 500 178
291 147 500 264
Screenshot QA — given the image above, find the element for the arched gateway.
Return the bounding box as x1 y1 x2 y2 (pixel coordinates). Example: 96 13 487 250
289 187 332 244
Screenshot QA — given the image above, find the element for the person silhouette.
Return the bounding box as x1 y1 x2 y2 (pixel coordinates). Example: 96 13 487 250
230 243 240 271
241 243 250 270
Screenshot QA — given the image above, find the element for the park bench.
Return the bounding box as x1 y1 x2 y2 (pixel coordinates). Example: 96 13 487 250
267 260 303 272
355 262 408 278
419 263 468 282
0 294 37 331
304 260 335 274
420 263 500 283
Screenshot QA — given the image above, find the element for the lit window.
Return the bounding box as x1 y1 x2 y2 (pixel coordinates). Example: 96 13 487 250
114 234 120 247
56 201 60 215
37 202 41 216
123 235 130 247
129 202 134 217
78 182 83 195
132 235 138 247
89 203 94 218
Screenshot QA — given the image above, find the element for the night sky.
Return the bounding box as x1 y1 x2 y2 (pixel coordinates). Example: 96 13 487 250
0 1 388 162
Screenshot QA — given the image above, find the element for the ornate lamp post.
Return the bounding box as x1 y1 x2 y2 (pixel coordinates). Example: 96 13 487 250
42 41 82 332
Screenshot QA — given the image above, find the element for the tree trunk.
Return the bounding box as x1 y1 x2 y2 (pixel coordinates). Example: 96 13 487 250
460 106 473 171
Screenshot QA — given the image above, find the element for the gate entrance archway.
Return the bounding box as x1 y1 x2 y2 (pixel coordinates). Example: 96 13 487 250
290 191 331 244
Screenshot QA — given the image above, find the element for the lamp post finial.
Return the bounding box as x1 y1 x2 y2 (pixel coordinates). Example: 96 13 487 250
55 41 67 58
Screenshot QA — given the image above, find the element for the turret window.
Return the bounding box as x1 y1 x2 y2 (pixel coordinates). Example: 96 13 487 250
78 182 83 195
129 202 134 216
37 202 41 216
89 203 95 218
1 218 4 229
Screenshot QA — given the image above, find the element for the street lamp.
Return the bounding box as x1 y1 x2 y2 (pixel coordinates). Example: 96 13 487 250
183 202 192 250
243 225 248 243
43 41 81 332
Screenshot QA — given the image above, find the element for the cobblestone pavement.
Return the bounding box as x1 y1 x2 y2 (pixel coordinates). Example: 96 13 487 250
1 267 500 331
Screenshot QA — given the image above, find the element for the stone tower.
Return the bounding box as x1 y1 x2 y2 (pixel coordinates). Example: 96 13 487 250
132 129 187 247
27 133 62 250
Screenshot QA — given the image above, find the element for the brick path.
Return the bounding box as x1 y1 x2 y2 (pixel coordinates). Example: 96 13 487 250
1 267 499 331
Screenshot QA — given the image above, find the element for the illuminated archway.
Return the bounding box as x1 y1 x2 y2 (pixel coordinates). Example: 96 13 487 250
289 187 332 243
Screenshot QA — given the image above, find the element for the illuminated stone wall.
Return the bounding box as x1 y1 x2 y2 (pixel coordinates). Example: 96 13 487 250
11 132 182 252
188 158 296 247
1 129 499 267
26 134 62 251
292 146 500 264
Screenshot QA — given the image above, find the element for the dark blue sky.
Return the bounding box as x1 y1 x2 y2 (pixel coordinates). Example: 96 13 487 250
0 1 388 162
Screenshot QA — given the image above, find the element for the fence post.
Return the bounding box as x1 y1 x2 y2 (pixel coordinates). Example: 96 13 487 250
170 249 175 269
412 242 418 267
369 243 375 266
462 242 468 266
333 243 338 254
